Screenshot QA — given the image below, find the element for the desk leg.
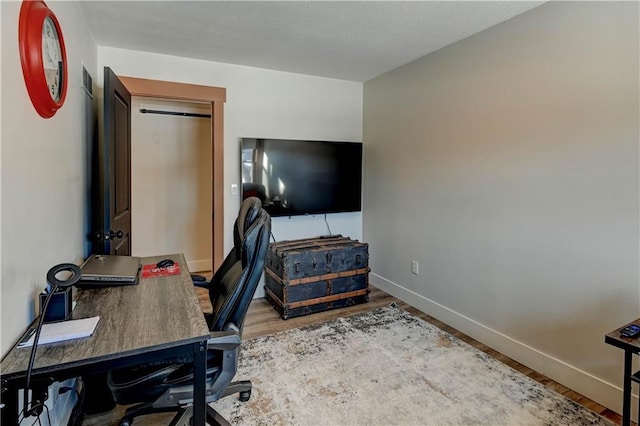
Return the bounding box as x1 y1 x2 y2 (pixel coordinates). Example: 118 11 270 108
623 350 632 426
193 341 206 426
1 382 18 425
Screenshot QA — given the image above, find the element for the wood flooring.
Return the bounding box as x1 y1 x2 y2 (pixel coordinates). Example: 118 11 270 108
82 285 624 425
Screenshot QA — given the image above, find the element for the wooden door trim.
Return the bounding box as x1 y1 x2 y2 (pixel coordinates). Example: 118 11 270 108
119 75 226 270
119 76 226 103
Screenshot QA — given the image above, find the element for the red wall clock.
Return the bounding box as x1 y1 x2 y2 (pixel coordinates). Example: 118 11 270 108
19 0 68 118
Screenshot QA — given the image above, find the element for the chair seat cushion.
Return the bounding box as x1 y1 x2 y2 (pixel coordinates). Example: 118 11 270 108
108 351 222 405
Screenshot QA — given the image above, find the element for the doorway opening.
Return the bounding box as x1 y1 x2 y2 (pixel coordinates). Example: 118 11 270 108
119 76 226 270
131 97 212 272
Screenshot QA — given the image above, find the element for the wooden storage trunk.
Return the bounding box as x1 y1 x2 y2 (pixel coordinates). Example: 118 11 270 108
264 235 370 319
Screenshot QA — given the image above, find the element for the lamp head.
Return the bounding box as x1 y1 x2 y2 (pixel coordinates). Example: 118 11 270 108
46 263 81 289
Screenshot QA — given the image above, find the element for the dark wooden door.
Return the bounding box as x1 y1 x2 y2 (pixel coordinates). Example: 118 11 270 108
98 67 132 255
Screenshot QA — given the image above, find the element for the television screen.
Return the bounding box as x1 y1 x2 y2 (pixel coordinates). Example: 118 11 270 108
241 138 362 217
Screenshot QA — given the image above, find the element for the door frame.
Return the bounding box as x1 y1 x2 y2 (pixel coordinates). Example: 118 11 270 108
119 76 226 270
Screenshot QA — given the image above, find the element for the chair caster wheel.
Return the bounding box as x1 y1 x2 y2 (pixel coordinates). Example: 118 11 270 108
120 419 132 426
239 390 251 402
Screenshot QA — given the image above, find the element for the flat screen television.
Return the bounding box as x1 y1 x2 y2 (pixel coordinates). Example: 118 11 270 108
241 138 362 217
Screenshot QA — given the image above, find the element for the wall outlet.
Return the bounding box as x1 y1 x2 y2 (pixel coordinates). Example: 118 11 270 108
411 260 419 275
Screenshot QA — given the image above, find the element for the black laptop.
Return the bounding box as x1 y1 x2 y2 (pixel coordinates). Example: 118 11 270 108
79 254 141 286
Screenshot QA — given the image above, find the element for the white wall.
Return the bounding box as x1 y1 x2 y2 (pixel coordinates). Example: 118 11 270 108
1 1 97 357
131 97 212 272
364 1 638 412
97 47 363 297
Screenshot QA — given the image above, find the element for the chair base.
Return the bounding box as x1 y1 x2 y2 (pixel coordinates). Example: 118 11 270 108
117 380 252 425
119 405 180 426
164 405 231 426
221 379 251 402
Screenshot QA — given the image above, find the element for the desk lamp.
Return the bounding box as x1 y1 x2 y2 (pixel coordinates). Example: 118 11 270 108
23 263 81 419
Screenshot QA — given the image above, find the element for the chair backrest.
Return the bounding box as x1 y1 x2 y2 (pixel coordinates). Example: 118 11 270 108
234 197 262 252
208 197 261 309
209 198 271 332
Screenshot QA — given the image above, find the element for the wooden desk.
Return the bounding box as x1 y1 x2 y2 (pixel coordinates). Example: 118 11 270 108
0 254 210 425
605 319 640 426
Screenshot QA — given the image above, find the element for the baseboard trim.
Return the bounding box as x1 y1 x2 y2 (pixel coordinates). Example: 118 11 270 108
188 259 211 274
370 272 632 418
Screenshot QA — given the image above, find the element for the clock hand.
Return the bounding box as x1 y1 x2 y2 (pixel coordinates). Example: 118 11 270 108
44 38 58 67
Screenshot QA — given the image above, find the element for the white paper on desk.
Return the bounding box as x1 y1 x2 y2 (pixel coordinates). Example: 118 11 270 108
17 316 100 348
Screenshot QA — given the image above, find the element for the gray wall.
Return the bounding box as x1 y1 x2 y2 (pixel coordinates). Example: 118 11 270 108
1 1 98 357
364 1 638 409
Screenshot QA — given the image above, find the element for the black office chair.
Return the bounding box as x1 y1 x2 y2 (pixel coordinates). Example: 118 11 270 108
107 197 271 425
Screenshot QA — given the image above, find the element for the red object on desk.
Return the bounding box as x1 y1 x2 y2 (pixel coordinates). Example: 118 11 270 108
142 263 181 278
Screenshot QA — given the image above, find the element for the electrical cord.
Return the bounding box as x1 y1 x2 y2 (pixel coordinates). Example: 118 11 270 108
64 377 86 426
33 403 50 426
23 264 81 419
58 386 78 396
324 213 332 235
23 293 56 418
18 401 50 426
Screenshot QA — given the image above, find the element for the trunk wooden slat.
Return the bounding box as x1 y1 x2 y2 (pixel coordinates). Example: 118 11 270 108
264 235 370 319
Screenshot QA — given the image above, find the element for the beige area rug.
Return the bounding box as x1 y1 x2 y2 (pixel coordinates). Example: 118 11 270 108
211 304 609 425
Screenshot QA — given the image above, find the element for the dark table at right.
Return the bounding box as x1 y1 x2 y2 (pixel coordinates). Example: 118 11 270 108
605 319 640 426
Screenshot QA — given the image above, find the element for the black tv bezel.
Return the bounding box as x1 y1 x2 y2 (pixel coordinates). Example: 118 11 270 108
240 137 363 217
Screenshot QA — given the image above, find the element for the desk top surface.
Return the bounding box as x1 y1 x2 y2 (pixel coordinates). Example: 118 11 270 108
605 318 640 353
0 254 210 378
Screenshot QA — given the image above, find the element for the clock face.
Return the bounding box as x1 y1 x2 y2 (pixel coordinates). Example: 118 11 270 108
41 16 62 101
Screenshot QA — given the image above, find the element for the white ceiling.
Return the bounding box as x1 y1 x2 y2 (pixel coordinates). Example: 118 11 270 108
79 1 544 82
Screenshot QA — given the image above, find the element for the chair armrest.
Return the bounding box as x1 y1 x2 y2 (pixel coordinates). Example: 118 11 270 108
207 330 241 351
207 326 241 401
154 330 242 408
193 281 210 289
191 274 209 289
